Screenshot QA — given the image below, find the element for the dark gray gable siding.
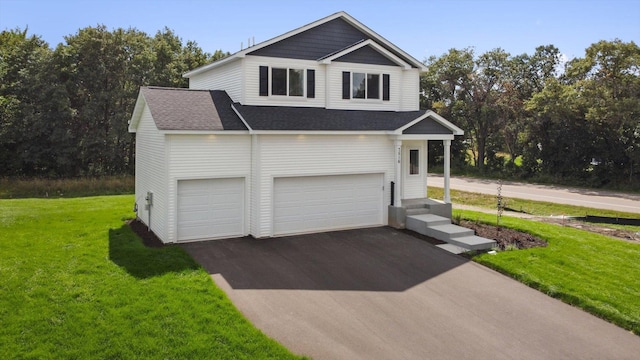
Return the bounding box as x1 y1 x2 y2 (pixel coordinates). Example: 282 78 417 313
248 18 369 60
402 118 452 134
334 45 398 66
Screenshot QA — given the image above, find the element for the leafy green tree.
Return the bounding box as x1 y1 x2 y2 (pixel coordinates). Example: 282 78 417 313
0 28 73 176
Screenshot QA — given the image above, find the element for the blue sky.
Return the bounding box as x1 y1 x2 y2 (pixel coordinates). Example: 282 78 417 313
1 0 638 62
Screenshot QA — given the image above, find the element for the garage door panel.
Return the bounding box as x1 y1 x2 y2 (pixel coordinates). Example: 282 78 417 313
177 178 244 242
274 174 383 235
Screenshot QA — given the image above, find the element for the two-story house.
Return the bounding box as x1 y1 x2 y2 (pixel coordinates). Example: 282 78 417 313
129 11 463 244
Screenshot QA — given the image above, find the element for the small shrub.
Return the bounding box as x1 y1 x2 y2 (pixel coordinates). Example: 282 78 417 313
452 212 462 225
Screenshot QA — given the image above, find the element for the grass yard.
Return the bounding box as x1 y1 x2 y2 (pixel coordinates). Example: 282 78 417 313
0 195 302 359
429 186 639 227
458 210 640 335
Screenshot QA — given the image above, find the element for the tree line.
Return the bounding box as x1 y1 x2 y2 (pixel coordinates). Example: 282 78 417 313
0 26 226 177
422 41 639 187
1 26 637 187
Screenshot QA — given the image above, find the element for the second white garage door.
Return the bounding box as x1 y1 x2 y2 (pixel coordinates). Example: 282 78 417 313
177 178 244 242
274 173 384 235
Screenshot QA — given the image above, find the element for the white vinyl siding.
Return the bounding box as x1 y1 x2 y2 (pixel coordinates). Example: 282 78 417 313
274 174 384 235
166 134 251 242
188 59 243 102
254 134 394 237
243 56 325 107
134 105 168 242
327 62 403 111
401 68 420 111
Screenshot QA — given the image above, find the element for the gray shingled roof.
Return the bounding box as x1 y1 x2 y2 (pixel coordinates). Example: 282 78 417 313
139 86 455 134
141 87 247 131
234 105 439 132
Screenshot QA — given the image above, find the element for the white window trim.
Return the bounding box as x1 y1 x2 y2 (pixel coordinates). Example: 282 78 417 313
350 72 383 101
271 67 306 98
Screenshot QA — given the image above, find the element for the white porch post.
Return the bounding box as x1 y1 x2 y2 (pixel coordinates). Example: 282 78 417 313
424 140 429 198
394 140 402 207
444 139 451 203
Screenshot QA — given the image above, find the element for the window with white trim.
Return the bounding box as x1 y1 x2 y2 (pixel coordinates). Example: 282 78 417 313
343 71 389 101
259 66 315 98
272 67 304 96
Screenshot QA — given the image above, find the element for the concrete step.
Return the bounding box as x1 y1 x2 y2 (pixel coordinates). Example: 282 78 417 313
447 235 496 251
423 224 474 241
406 214 451 234
436 243 470 254
406 208 430 216
407 214 451 227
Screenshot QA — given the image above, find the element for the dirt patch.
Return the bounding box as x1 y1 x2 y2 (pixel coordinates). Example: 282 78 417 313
539 217 640 243
459 220 547 250
127 218 166 248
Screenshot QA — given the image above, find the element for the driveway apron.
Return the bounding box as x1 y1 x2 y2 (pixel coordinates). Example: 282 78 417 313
182 227 640 360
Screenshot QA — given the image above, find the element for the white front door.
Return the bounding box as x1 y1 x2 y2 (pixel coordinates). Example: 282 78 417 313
402 142 425 199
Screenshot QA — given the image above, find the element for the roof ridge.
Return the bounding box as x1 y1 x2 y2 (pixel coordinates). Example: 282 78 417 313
143 86 209 92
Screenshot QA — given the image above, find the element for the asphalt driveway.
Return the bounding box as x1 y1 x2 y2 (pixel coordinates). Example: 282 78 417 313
182 227 640 359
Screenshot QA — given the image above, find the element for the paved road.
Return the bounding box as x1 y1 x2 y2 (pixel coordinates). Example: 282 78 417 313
428 174 640 214
182 228 640 360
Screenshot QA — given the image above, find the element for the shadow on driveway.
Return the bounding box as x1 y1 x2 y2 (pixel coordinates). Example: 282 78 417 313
181 227 466 291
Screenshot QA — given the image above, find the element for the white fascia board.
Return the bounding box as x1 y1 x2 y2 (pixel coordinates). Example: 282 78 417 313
157 130 250 135
231 104 254 132
249 130 390 136
424 110 464 135
183 55 243 78
390 134 455 141
183 12 346 78
183 11 426 77
393 112 429 133
319 39 412 70
394 110 464 136
339 12 427 71
128 91 146 133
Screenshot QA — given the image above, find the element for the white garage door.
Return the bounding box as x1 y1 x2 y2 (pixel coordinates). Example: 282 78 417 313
177 178 244 242
274 173 384 235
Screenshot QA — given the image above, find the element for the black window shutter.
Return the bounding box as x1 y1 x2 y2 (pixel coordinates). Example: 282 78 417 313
383 74 390 101
307 69 315 98
342 71 350 99
259 66 268 96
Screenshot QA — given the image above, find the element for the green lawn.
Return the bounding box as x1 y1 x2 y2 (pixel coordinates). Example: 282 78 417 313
429 186 640 232
0 195 302 359
457 210 640 335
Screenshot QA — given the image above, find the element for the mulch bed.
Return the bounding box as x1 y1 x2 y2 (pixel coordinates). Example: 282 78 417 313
459 220 547 250
127 218 166 248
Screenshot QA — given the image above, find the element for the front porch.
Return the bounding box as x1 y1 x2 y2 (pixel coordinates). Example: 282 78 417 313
388 198 496 253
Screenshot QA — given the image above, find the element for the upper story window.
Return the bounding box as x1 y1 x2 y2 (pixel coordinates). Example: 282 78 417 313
260 66 315 98
272 68 304 96
352 73 379 99
343 71 389 101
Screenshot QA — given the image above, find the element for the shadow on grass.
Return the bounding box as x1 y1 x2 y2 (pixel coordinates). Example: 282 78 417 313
108 224 200 279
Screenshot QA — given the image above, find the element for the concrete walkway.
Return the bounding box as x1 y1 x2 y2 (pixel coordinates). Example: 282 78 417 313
182 227 640 360
428 174 640 214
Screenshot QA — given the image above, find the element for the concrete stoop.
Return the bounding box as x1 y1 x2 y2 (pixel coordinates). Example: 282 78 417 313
406 214 496 253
